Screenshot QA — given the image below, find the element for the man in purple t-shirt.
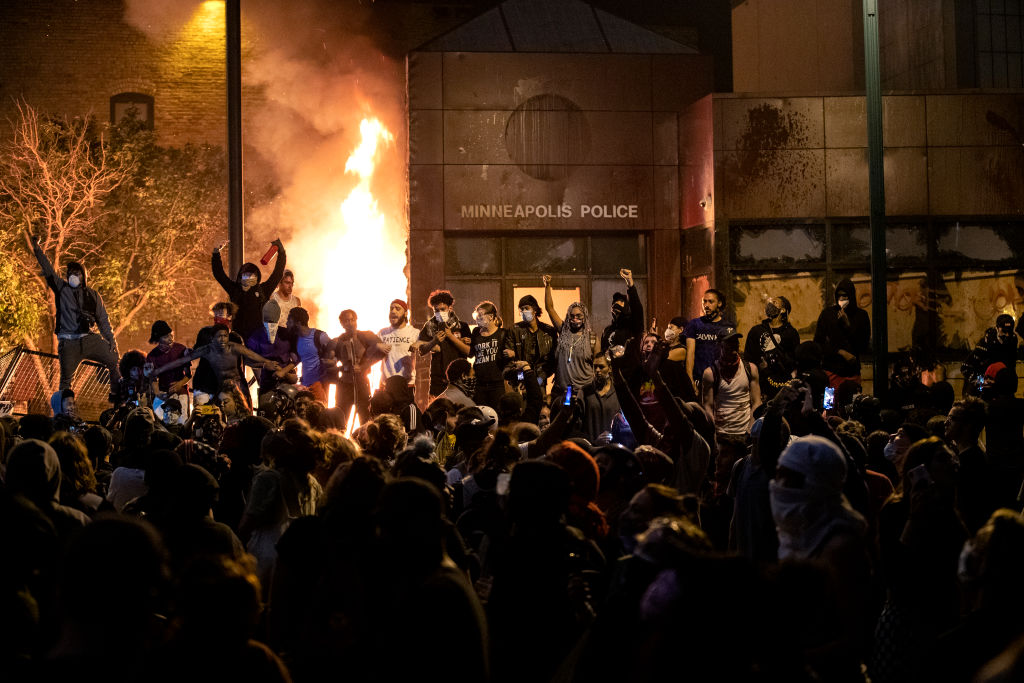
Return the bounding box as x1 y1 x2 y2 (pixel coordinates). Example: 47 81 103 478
684 288 734 393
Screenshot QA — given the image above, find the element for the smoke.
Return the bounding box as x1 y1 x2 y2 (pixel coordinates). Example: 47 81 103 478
123 0 408 334
123 1 197 39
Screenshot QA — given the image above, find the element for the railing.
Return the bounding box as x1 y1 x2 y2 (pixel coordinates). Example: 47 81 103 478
0 346 111 421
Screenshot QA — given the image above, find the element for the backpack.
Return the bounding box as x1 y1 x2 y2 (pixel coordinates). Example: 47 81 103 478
311 329 335 360
709 355 753 404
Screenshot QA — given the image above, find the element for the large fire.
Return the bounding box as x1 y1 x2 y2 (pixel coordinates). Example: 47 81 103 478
293 117 407 425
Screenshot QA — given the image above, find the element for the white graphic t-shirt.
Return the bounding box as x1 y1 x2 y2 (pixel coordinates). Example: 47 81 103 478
378 323 419 383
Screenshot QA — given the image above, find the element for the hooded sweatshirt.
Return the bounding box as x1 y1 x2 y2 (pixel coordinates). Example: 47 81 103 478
813 279 871 377
5 439 91 537
599 284 644 353
770 435 866 560
212 247 287 341
32 244 115 344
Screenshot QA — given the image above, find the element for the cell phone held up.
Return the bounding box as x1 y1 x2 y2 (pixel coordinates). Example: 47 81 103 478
823 386 835 410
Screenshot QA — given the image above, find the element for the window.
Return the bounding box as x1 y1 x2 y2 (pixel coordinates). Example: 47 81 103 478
728 218 1024 357
110 92 154 128
444 234 648 334
975 0 1024 87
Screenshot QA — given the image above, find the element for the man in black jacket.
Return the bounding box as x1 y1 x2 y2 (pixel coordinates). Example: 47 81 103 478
814 279 870 389
28 231 121 394
508 294 558 392
211 238 286 342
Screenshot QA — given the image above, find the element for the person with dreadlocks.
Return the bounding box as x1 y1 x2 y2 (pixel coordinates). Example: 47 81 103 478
544 274 597 398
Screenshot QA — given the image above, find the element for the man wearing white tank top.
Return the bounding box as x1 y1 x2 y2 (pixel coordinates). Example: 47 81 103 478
703 332 762 500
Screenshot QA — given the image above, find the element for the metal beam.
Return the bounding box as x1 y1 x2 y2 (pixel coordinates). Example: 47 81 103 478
864 0 888 399
226 0 244 276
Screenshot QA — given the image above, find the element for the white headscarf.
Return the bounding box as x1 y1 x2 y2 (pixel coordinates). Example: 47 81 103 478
770 435 866 560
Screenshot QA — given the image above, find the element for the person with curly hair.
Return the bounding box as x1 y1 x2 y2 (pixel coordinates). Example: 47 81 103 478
49 431 104 516
355 413 408 466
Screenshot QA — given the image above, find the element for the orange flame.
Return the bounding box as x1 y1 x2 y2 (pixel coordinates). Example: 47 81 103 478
298 117 407 420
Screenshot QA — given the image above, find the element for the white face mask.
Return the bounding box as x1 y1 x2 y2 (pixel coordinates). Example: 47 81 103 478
769 481 809 532
664 328 679 343
68 274 81 288
838 296 849 309
521 309 534 323
435 310 449 323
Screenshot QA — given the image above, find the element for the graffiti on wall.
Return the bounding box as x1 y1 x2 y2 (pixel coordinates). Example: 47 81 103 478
939 271 1023 350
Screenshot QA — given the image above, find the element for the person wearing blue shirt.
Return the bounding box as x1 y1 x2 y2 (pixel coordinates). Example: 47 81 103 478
684 288 734 394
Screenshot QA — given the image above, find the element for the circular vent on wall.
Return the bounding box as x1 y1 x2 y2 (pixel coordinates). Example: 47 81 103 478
504 94 590 181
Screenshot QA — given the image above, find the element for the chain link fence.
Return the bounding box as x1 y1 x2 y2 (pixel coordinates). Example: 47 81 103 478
0 346 111 421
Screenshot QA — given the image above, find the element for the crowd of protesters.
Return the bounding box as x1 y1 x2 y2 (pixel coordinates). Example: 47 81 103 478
6 231 1024 682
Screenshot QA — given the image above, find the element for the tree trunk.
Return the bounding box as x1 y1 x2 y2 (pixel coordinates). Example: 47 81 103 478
113 291 150 339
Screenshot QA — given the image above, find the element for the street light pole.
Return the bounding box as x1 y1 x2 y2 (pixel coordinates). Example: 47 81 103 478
864 0 888 399
226 0 244 276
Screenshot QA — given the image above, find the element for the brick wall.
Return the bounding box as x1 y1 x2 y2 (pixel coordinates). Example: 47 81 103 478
0 0 231 146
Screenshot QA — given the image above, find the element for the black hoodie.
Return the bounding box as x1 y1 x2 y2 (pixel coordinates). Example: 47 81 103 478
212 244 286 341
599 284 644 353
813 279 870 376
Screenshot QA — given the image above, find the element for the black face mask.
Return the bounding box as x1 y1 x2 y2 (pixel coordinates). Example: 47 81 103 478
569 320 584 332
